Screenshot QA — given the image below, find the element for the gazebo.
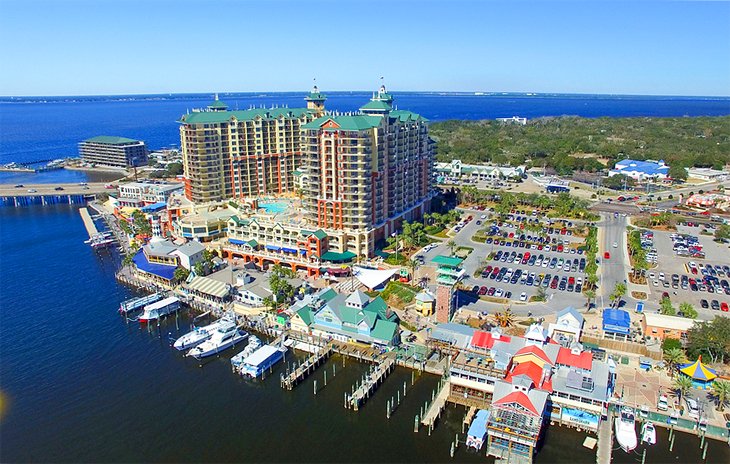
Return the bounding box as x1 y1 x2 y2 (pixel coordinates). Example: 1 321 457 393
679 356 718 389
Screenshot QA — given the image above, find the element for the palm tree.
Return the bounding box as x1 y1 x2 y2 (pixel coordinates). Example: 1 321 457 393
584 289 596 310
447 240 457 256
673 375 693 403
663 348 686 378
710 380 730 411
493 308 515 328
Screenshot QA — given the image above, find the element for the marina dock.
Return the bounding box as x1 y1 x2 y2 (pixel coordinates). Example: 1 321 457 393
421 379 450 428
596 415 613 464
79 207 98 237
280 344 333 390
347 357 395 411
119 292 163 314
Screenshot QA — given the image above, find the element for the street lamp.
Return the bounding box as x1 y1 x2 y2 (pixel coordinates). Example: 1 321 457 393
391 231 399 262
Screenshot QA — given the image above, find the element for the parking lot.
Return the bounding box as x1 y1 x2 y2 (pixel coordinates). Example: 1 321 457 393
417 207 589 315
647 225 730 319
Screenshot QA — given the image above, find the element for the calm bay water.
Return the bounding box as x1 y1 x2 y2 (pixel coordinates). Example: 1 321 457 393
1 206 729 463
2 94 730 462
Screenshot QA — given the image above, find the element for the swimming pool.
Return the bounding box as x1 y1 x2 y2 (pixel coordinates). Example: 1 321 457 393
259 201 289 214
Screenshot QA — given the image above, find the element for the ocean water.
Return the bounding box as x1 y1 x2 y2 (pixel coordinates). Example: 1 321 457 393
1 92 729 167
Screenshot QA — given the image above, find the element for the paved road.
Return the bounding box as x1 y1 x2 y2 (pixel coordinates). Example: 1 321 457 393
597 213 639 310
0 182 111 196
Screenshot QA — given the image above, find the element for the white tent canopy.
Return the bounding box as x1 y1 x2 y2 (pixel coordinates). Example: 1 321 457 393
352 266 398 290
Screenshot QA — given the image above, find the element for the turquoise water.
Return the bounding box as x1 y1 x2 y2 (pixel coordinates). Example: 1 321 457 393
259 201 288 214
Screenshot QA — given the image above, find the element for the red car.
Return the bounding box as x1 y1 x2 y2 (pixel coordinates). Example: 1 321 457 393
604 251 610 259
478 286 488 295
722 302 729 312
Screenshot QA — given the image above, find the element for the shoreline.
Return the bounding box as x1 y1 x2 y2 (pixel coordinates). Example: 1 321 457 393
64 165 129 176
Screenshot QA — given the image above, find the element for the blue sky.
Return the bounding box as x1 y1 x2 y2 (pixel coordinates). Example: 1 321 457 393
1 0 728 96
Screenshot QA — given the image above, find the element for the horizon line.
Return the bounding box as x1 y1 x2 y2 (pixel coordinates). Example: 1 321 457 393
2 90 730 100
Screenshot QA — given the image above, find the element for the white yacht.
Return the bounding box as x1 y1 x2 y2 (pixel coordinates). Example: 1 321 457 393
641 422 656 445
186 320 247 358
139 296 181 323
615 406 638 453
173 314 235 351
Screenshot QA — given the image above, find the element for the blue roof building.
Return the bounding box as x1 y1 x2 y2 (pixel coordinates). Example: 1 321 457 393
602 309 631 340
608 159 669 181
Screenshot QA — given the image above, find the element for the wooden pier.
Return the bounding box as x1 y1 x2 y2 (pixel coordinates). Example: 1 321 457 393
346 357 396 411
421 379 450 429
595 414 613 464
79 207 99 237
281 344 333 390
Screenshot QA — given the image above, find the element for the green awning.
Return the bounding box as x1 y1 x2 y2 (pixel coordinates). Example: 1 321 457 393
431 255 464 267
321 251 356 262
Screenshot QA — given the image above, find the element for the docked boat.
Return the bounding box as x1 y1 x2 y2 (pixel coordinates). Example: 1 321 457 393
641 422 656 445
231 335 262 371
173 313 235 351
615 406 638 453
139 296 181 323
237 344 286 378
466 410 490 450
186 320 247 358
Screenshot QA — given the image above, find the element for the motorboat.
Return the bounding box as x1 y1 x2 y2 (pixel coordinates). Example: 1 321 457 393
173 314 235 351
641 422 656 445
186 320 247 358
139 296 181 323
615 406 638 453
231 335 262 371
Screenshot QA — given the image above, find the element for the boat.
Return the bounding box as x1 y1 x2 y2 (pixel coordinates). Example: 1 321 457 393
119 292 162 314
173 313 235 351
186 320 247 358
641 422 656 445
237 344 286 378
231 335 262 371
139 296 181 322
466 410 490 450
615 406 638 452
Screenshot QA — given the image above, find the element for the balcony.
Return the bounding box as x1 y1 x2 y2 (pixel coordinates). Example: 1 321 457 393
438 267 465 279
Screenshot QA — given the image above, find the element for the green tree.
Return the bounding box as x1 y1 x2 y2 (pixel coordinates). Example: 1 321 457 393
686 316 730 364
715 224 730 242
609 282 627 305
660 297 676 316
193 261 206 277
673 375 693 402
131 210 152 236
679 302 698 319
447 240 457 256
602 174 635 190
668 164 688 183
710 380 730 412
174 267 190 283
661 337 682 353
584 289 596 309
663 347 686 378
262 296 277 313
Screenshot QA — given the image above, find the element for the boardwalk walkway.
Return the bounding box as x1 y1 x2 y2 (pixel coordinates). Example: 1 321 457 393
347 357 396 411
79 207 99 237
596 416 613 464
281 344 333 390
422 380 450 428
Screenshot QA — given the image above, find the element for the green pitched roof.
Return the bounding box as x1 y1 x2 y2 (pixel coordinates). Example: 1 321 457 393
371 319 398 343
84 135 140 145
246 239 258 248
360 100 393 112
311 229 327 240
305 92 326 101
179 107 312 125
208 99 228 109
301 115 382 131
365 296 392 320
318 288 338 303
229 215 250 226
390 110 428 123
296 306 314 326
431 255 464 267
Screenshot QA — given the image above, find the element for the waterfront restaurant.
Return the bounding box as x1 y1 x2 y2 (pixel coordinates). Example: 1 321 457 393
601 308 632 341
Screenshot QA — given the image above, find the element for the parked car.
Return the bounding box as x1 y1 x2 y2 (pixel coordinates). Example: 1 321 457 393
519 292 527 301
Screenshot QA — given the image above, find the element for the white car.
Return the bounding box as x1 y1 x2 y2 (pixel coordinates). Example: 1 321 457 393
480 214 487 220
653 280 659 287
685 398 699 419
659 272 665 280
519 292 527 301
612 242 618 248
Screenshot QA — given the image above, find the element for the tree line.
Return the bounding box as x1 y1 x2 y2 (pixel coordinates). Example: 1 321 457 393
430 116 730 175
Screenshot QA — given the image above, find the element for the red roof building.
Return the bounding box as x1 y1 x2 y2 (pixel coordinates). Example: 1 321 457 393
470 330 511 350
555 347 593 371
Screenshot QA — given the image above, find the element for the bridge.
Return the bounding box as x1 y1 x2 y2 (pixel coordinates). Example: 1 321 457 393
0 182 111 197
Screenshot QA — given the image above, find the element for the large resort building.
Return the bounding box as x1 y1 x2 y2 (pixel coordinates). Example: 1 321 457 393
176 86 436 265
